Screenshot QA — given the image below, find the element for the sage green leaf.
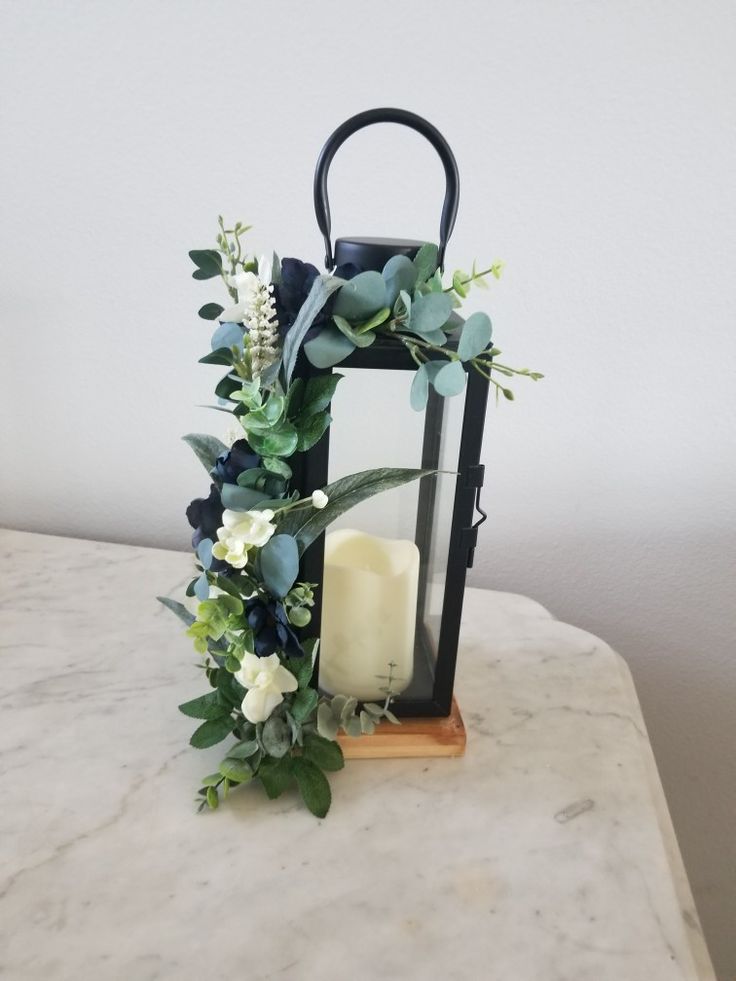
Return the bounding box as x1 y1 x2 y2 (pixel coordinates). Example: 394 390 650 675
295 411 331 452
259 756 294 799
382 254 417 306
409 292 453 334
227 738 259 759
247 425 299 458
276 467 434 553
219 757 253 783
220 484 269 510
332 315 377 348
156 596 195 627
292 757 332 818
303 733 345 771
198 302 224 321
344 716 362 738
262 457 293 480
413 242 439 284
260 534 299 598
332 270 387 320
282 274 346 385
410 363 429 412
354 307 391 334
432 360 466 397
457 312 493 361
178 691 228 720
262 716 291 758
200 773 223 787
211 321 244 351
359 710 376 735
190 715 236 749
182 434 228 474
189 249 222 280
291 687 319 723
317 702 339 739
300 373 342 417
304 326 355 369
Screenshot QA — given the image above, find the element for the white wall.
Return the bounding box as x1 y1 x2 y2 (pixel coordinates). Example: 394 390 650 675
1 1 734 973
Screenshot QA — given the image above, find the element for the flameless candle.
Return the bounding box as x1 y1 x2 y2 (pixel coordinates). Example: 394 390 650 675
319 529 419 701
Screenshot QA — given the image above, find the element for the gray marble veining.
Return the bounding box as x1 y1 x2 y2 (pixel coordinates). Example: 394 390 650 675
0 530 714 980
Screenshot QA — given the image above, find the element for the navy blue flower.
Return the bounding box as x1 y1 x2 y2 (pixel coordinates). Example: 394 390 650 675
274 257 361 336
185 484 230 574
211 439 260 485
246 597 304 658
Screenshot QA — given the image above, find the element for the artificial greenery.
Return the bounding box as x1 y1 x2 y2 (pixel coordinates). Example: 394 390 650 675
159 220 539 818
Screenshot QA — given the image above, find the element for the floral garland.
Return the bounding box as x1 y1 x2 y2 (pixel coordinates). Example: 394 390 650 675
159 217 540 817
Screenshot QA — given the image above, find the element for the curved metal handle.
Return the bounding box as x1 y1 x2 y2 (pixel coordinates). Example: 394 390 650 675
313 107 460 271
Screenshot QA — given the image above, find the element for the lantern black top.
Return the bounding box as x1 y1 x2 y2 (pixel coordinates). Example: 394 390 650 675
313 107 460 272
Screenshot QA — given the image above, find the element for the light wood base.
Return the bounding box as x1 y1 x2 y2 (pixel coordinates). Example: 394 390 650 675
337 698 467 759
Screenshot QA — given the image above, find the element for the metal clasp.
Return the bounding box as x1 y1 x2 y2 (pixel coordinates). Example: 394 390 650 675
464 464 487 568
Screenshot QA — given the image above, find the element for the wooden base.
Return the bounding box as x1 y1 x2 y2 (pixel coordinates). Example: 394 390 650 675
337 698 467 759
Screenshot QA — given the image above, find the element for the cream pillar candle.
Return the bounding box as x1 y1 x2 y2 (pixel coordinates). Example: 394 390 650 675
319 529 420 701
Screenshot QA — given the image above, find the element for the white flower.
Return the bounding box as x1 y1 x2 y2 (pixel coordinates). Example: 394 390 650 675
220 270 260 323
235 652 298 723
211 509 276 568
311 489 329 509
257 253 272 285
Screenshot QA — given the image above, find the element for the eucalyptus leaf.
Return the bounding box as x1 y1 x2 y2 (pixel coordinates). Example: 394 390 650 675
303 326 355 369
198 302 224 321
182 433 227 474
246 425 299 458
331 270 387 320
262 457 293 480
432 359 466 397
382 254 417 306
262 716 291 758
354 307 391 334
260 534 299 598
412 242 439 284
189 249 222 280
332 315 377 348
317 702 339 740
410 363 429 412
156 596 195 627
408 292 453 335
227 738 260 759
219 757 253 783
292 757 332 818
457 311 493 361
277 467 434 554
193 572 209 601
282 275 345 385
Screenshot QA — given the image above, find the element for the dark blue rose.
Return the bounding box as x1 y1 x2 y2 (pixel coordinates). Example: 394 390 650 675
274 257 361 336
185 484 230 574
211 439 260 485
246 597 304 658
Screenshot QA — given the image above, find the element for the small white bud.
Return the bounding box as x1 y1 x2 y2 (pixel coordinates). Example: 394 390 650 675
311 490 328 509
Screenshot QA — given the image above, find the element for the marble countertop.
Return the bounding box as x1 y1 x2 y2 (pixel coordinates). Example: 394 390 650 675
0 529 715 981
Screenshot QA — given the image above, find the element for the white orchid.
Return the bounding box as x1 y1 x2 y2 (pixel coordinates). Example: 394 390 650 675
235 652 298 723
211 509 276 569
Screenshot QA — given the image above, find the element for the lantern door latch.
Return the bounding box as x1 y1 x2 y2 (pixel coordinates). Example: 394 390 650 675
463 464 487 569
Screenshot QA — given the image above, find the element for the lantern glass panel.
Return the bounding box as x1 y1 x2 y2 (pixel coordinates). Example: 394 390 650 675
319 367 466 708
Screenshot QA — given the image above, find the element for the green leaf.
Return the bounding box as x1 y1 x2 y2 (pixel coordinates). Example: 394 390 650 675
292 757 332 818
260 534 299 598
262 456 293 480
303 326 355 369
206 786 219 809
198 302 224 321
156 596 195 627
247 425 299 458
284 377 305 417
317 702 339 739
290 645 317 689
282 275 346 386
303 733 345 771
189 249 223 280
220 484 270 510
332 315 377 348
382 254 417 306
190 715 236 749
259 755 294 799
219 757 253 783
276 467 434 553
457 312 493 361
408 292 454 335
291 687 319 723
182 434 227 474
262 716 291 758
178 691 229 720
299 373 342 418
295 411 331 452
452 270 469 298
412 242 439 284
215 373 241 401
227 738 259 759
331 270 387 320
354 307 391 334
432 360 466 397
199 348 234 366
200 772 223 787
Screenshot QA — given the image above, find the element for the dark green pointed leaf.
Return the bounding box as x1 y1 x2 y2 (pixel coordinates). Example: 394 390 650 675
259 755 294 799
260 534 299 598
178 691 229 720
303 733 345 772
182 433 227 474
189 715 236 749
300 373 342 417
199 348 234 366
292 757 332 817
295 411 331 452
189 249 223 280
291 687 319 723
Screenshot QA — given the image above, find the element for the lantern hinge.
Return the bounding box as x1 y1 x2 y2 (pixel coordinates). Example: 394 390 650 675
463 464 487 569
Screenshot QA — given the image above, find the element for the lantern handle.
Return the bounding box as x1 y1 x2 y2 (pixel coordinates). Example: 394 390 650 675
313 107 460 271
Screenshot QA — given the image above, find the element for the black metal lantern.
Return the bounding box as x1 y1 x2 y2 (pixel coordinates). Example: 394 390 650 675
292 108 489 719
